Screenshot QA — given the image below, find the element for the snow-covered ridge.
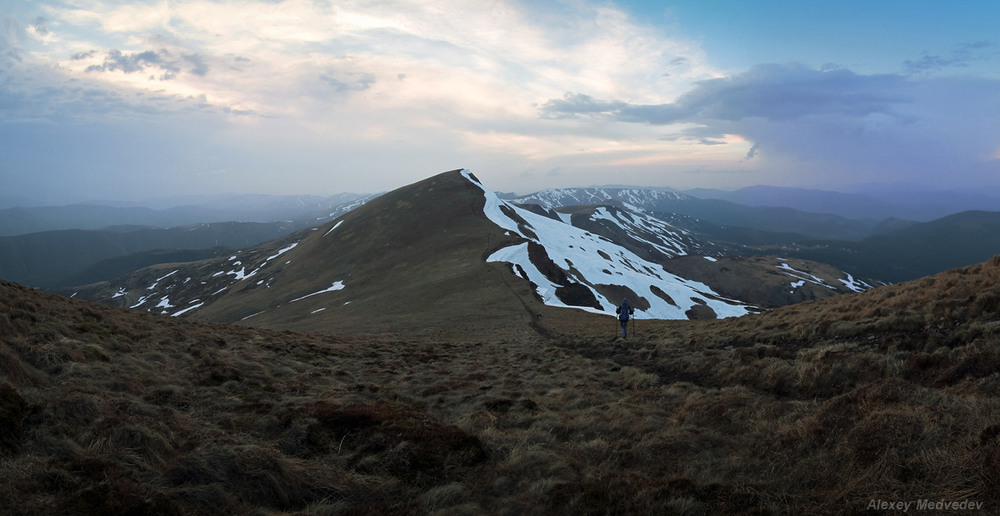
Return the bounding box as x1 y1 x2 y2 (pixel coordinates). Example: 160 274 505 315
508 187 689 211
463 170 752 319
589 207 691 258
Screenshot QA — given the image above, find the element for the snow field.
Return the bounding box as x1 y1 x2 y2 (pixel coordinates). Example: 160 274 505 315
464 170 752 319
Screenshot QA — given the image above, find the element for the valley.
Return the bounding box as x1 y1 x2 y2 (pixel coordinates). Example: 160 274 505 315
3 169 1000 513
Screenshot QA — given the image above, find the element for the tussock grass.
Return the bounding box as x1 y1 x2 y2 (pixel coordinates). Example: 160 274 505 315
4 256 1000 513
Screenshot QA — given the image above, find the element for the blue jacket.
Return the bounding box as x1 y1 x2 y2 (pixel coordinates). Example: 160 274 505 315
616 300 632 322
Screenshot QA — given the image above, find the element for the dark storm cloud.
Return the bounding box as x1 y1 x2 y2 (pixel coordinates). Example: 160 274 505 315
541 63 908 125
541 62 1000 186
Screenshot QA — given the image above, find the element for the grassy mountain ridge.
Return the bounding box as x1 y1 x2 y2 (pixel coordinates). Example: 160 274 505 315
74 170 546 334
4 252 1000 512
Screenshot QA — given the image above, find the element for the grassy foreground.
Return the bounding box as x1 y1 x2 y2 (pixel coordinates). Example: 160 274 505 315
3 258 1000 514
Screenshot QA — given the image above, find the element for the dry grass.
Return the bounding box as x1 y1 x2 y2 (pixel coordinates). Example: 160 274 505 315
3 256 1000 514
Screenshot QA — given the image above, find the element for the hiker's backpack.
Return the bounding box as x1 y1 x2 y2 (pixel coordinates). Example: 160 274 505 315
618 306 630 322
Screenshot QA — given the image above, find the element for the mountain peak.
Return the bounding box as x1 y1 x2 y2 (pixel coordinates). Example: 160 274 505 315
75 169 546 333
78 169 850 331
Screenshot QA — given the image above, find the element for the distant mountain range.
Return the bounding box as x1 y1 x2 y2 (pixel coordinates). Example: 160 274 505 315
783 210 1000 283
0 192 378 236
681 185 1000 222
67 170 878 328
504 187 880 241
0 194 381 290
4 173 1000 299
0 221 318 289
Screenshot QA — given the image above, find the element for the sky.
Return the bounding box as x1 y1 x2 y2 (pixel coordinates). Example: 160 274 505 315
2 0 999 204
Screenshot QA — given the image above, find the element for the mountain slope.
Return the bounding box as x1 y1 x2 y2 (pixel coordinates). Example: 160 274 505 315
471 174 754 320
548 204 731 260
5 254 1000 512
75 171 547 333
76 170 765 329
662 254 877 308
515 203 875 308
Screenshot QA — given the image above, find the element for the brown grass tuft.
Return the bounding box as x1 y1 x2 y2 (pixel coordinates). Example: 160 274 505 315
6 257 1000 513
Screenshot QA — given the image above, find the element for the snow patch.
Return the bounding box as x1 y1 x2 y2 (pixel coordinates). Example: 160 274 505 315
840 273 872 293
777 262 837 290
172 302 204 317
148 270 178 290
267 242 298 261
290 281 346 303
590 207 688 257
227 267 251 280
323 219 345 237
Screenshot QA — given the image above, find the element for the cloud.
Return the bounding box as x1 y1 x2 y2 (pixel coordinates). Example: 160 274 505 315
542 63 908 125
182 53 209 76
540 62 1000 187
29 17 48 36
540 93 629 120
86 49 179 75
319 72 376 93
71 49 97 60
6 0 997 200
903 41 995 74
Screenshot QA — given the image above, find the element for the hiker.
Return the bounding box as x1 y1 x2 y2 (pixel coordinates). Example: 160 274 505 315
616 298 634 337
